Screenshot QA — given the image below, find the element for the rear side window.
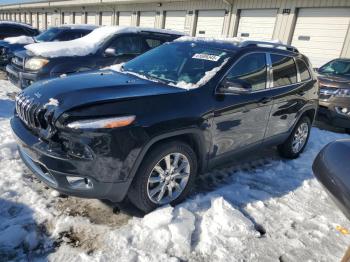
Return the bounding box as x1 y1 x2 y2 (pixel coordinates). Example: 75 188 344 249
271 54 297 87
108 35 144 55
144 38 164 49
296 59 311 81
225 53 267 91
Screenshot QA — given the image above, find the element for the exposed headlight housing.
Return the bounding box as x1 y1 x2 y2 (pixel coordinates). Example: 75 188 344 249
335 88 350 97
66 115 136 130
24 57 49 71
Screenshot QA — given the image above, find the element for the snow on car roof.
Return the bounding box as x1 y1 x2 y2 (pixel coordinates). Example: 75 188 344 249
24 26 185 58
4 35 35 45
0 21 36 30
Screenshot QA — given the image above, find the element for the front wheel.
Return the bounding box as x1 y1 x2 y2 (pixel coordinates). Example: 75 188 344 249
278 116 311 159
128 141 197 213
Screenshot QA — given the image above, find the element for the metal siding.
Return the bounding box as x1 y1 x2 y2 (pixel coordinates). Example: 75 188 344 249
164 10 186 31
196 10 226 37
237 9 278 39
119 11 132 26
101 11 113 25
139 11 156 27
292 7 350 67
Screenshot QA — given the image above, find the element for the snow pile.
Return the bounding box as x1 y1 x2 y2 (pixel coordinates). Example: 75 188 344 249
4 35 35 45
25 26 184 58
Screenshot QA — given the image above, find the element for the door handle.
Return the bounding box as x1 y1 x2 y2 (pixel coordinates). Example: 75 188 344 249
259 97 272 104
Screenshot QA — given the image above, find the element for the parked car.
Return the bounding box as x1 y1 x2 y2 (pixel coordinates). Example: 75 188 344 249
6 26 184 89
0 21 39 40
0 25 97 69
11 38 318 213
313 139 350 219
316 58 350 132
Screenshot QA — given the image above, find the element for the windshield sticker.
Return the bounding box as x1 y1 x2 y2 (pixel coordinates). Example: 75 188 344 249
192 53 221 62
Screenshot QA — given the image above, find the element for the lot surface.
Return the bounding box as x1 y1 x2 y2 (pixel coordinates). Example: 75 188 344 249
0 78 349 262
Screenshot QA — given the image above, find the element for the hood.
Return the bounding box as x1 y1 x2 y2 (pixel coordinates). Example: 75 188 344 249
318 74 350 88
22 70 185 117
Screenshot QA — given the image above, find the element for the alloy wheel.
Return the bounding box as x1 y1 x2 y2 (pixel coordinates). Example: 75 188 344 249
146 152 190 205
292 122 309 154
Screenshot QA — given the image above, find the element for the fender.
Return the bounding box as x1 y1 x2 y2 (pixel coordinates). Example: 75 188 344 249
127 128 209 184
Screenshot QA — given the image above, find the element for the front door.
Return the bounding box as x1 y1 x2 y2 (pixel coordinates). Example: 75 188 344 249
211 52 273 160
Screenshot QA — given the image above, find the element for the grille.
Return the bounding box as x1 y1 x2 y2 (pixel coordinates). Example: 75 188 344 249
15 94 46 130
12 55 24 69
319 86 337 100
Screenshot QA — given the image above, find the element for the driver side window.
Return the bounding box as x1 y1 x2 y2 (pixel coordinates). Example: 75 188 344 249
107 36 144 56
225 53 267 91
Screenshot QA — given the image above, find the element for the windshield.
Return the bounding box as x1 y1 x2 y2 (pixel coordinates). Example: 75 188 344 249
319 60 350 76
34 28 61 42
122 42 232 88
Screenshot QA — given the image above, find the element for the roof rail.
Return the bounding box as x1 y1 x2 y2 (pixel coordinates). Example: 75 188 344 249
239 40 299 53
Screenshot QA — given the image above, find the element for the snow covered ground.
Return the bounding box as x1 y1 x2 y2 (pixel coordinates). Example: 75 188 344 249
0 79 349 261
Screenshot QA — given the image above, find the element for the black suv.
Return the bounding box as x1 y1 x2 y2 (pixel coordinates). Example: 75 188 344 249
6 27 183 89
0 25 97 69
0 21 39 40
11 39 318 213
316 58 350 132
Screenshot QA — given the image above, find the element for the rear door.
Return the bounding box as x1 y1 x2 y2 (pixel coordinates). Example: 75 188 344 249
212 52 272 160
264 53 313 139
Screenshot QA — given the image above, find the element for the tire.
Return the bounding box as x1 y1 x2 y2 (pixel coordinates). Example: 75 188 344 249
128 141 198 213
278 116 311 159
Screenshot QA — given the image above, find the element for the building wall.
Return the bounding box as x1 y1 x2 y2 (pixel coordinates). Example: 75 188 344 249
0 0 349 61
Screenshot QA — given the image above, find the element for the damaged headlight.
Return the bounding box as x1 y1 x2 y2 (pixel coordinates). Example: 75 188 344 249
24 57 49 71
66 115 136 130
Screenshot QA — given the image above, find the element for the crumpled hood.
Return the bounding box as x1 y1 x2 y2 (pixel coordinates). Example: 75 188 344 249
318 74 350 88
22 69 185 117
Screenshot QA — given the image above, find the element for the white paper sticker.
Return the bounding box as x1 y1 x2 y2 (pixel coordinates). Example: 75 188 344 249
192 53 221 62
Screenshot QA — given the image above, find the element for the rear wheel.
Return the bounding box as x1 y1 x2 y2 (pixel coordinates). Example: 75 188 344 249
128 141 197 213
278 116 311 159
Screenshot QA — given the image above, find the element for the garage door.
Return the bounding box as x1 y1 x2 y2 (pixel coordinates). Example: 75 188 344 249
87 12 96 25
292 8 350 67
101 12 113 26
63 12 72 24
38 13 44 30
139 11 156 27
46 13 52 28
164 11 186 31
21 13 25 22
16 13 20 22
74 12 83 24
119 12 132 26
32 13 37 28
26 13 31 24
237 9 277 39
196 10 225 37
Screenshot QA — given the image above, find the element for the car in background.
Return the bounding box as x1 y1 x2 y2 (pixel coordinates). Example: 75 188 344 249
0 25 97 69
313 139 350 219
0 21 39 40
6 26 184 89
11 39 318 212
316 58 350 132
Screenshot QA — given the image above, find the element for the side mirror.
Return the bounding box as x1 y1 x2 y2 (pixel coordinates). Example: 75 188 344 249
104 47 118 57
218 79 252 94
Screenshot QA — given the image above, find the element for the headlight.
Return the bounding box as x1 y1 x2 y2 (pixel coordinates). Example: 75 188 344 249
24 57 49 70
335 88 350 97
66 115 136 130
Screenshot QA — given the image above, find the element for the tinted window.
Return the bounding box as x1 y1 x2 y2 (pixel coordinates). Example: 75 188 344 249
318 59 350 76
296 59 311 81
271 54 297 87
108 36 144 55
144 38 164 49
225 53 267 91
56 30 84 41
35 27 61 42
